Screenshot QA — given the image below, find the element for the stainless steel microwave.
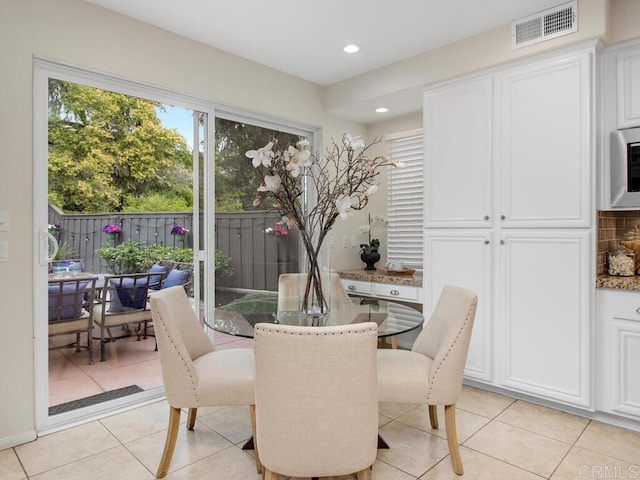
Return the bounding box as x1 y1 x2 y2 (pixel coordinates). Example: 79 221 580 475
611 127 640 208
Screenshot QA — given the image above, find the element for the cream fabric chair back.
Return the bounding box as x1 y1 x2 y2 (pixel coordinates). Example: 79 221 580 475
150 286 214 407
412 285 478 405
254 322 378 479
277 272 350 311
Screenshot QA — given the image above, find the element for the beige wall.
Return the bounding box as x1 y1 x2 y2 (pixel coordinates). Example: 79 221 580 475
0 0 363 444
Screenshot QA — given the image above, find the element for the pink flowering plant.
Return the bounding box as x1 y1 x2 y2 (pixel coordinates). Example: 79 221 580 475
170 225 188 235
247 133 404 314
102 224 122 234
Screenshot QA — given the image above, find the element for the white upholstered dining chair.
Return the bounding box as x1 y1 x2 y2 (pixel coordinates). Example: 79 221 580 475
254 322 379 480
377 285 478 475
149 286 260 478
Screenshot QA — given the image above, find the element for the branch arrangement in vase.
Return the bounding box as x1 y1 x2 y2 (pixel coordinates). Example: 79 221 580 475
247 134 404 313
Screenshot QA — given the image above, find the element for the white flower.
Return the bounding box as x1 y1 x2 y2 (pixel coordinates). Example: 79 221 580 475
359 224 371 235
344 133 365 150
252 197 262 207
246 141 274 168
335 196 353 219
258 174 282 193
296 139 310 149
365 185 378 197
285 145 312 178
392 161 406 168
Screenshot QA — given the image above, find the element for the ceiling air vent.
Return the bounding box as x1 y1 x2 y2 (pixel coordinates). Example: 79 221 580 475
511 1 577 49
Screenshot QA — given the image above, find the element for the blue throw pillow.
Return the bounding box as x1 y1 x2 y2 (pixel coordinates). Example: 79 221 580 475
148 263 169 289
162 269 189 289
108 278 148 312
48 282 88 321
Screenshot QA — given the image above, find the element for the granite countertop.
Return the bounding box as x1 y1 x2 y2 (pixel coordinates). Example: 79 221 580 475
337 268 423 287
596 274 640 291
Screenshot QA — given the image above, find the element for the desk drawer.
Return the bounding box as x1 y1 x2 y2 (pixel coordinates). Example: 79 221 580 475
341 279 371 296
372 283 419 302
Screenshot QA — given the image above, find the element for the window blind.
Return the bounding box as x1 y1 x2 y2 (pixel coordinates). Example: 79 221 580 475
386 129 423 269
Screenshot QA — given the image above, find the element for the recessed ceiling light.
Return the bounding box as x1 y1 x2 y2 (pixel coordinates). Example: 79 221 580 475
375 107 389 113
343 44 360 54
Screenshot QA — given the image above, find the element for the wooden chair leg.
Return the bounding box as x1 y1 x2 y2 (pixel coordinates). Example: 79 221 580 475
263 468 279 480
356 467 372 480
186 408 197 430
390 335 398 349
249 405 263 474
156 406 181 478
428 404 439 429
444 404 464 475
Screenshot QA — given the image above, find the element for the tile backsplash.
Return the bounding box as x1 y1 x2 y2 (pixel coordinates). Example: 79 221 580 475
597 210 640 275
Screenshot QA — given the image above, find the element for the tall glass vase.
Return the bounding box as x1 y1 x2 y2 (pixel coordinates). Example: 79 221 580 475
299 236 331 325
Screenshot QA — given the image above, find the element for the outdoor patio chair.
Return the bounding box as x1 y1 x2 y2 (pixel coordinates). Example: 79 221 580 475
159 261 194 294
93 272 155 362
149 286 260 478
254 321 379 480
48 276 97 364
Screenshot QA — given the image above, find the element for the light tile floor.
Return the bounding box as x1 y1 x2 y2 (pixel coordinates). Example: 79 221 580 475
4 385 640 480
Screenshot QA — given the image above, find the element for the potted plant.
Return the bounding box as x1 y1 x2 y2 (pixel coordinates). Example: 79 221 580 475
102 224 122 240
359 214 386 270
170 225 188 243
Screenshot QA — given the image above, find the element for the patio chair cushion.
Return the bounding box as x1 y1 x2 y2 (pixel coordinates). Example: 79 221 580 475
162 269 189 289
108 278 149 312
148 263 169 289
48 281 88 321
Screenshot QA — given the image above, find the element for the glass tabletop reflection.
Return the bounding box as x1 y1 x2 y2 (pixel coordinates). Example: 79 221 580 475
206 293 423 339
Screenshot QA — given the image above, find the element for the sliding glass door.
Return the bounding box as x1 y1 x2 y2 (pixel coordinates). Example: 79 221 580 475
34 59 214 433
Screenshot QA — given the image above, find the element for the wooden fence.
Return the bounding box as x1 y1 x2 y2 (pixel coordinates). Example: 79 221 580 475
48 205 298 291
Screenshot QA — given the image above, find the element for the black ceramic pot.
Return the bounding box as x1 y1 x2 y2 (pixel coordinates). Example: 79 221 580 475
360 250 381 270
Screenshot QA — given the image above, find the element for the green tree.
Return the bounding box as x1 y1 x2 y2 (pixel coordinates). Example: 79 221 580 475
214 118 300 212
48 80 192 213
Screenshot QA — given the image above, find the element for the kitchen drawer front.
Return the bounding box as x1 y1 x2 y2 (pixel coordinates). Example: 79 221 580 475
341 279 372 296
605 289 640 323
372 283 420 302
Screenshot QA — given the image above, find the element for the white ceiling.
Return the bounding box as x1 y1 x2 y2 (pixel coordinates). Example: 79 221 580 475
83 0 568 122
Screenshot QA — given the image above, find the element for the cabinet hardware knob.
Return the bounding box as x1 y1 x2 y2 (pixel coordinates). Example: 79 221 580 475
484 215 490 220
500 239 505 245
390 290 400 296
484 239 490 244
347 285 356 291
500 215 506 220
636 307 640 314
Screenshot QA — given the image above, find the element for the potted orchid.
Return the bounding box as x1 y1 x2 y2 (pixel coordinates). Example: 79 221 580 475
359 214 387 270
247 133 404 316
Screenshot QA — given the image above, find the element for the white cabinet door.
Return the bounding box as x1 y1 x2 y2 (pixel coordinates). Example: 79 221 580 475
598 290 640 420
425 230 493 382
424 77 493 228
617 47 640 129
499 51 592 228
498 230 592 408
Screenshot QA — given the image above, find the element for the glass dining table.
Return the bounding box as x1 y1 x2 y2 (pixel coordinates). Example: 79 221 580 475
206 292 424 341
